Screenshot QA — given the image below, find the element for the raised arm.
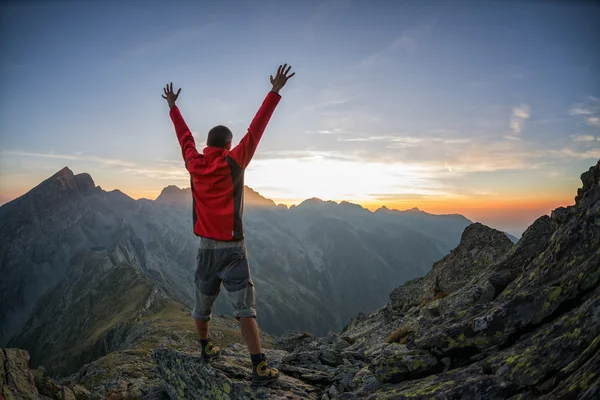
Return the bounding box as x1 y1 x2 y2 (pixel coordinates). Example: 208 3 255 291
229 64 295 169
162 83 199 166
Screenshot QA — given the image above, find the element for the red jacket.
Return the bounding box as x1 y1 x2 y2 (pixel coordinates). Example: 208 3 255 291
169 90 281 241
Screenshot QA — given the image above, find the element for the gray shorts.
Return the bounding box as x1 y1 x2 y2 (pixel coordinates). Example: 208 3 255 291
191 237 256 321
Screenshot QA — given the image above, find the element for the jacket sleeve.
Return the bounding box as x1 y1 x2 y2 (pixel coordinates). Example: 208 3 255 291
169 106 200 166
229 91 281 169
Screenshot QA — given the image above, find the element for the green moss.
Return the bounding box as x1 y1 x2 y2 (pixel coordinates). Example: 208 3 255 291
542 287 562 313
457 310 467 319
412 357 427 370
391 379 455 397
569 372 597 392
223 382 231 394
447 337 459 349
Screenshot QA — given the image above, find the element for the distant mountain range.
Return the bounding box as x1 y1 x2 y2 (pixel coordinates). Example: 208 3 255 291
1 166 512 375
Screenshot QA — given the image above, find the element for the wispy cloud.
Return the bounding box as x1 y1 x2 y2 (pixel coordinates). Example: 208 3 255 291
354 18 437 70
569 106 593 116
571 134 599 142
1 151 137 167
357 33 417 69
569 97 600 128
510 104 531 134
0 151 189 182
337 135 471 146
587 117 600 128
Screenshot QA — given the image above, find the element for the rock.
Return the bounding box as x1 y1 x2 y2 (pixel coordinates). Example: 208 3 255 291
351 366 380 393
153 347 320 399
575 160 600 203
411 181 600 360
390 223 513 313
370 365 515 400
0 348 90 400
551 206 570 224
389 277 425 312
370 348 440 384
71 385 93 400
0 348 41 400
420 298 444 318
275 331 314 352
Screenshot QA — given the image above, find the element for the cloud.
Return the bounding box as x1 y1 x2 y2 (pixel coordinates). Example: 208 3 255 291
1 151 137 167
569 106 593 116
510 104 531 134
336 134 471 146
571 134 598 142
569 97 600 128
357 33 417 68
0 151 190 182
586 117 600 128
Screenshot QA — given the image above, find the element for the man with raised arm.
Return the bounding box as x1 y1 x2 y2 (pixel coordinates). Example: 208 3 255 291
162 64 295 386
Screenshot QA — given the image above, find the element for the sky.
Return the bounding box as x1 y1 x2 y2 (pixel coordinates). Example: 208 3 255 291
0 0 599 236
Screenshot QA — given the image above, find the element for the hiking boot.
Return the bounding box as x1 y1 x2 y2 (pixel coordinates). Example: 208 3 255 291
201 340 221 361
252 359 280 386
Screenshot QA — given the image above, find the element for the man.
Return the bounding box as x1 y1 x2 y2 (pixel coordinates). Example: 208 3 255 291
162 64 295 386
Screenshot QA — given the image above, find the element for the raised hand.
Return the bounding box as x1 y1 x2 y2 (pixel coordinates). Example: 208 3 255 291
270 64 295 94
162 82 181 109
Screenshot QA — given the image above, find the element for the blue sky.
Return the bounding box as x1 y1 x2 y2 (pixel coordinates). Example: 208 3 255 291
0 0 599 235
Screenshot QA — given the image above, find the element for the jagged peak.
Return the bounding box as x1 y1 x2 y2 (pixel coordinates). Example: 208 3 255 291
155 185 190 206
39 166 96 195
458 222 514 249
575 159 600 203
339 201 369 212
244 186 277 207
52 166 74 179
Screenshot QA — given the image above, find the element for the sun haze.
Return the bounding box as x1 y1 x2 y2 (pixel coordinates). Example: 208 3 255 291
0 0 599 236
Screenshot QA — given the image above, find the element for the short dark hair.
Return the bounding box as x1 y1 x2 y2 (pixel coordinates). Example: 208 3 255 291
207 125 233 148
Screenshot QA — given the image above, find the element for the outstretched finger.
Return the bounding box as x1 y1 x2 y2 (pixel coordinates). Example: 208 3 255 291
285 65 292 75
170 82 173 93
277 65 282 76
176 88 181 97
162 95 167 99
286 72 296 80
281 64 287 76
164 87 168 95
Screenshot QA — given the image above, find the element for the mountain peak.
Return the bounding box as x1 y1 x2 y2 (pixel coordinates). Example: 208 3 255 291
155 185 191 206
42 166 96 195
575 159 600 203
297 197 340 209
244 187 277 207
52 166 74 179
459 222 513 249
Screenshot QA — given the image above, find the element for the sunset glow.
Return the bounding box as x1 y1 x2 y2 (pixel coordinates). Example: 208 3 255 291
1 0 598 237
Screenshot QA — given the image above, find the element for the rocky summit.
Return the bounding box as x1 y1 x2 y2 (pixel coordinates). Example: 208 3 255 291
1 160 599 400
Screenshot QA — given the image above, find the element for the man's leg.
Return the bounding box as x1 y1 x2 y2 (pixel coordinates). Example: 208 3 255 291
192 244 222 360
222 242 279 385
194 319 210 340
239 316 261 354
